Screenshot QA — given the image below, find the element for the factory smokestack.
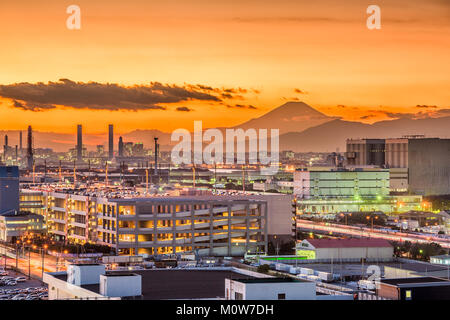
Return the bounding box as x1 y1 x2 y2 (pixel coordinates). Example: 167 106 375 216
27 126 33 170
108 124 114 160
19 131 22 152
77 124 83 161
154 137 159 176
3 135 8 159
118 136 124 157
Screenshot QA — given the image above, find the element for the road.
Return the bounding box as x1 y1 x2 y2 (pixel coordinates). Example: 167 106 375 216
297 219 450 249
1 248 65 280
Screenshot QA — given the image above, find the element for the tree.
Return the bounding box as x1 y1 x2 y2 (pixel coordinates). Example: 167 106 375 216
257 264 270 274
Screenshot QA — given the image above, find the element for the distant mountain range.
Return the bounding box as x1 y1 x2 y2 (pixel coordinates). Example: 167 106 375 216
279 116 450 152
1 102 450 152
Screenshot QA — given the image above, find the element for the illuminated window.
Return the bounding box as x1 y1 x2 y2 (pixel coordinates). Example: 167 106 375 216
405 290 412 300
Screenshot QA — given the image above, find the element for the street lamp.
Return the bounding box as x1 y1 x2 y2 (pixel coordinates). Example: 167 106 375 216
15 240 20 270
28 245 37 279
41 245 48 279
366 215 379 233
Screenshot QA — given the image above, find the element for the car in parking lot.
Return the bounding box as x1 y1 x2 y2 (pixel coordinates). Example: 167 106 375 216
0 286 48 300
15 277 27 282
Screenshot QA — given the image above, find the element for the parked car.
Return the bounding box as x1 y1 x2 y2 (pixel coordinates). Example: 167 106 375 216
15 277 27 282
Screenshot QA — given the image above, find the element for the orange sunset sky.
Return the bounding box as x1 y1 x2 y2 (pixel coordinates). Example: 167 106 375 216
0 0 449 134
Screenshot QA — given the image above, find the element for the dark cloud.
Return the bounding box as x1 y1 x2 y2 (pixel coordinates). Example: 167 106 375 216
176 106 192 112
186 84 255 100
227 104 257 110
0 79 227 112
416 105 438 109
221 93 234 99
12 100 56 112
294 88 307 94
383 112 419 120
360 114 377 120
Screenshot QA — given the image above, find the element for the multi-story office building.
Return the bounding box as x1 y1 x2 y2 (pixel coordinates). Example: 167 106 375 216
0 211 44 242
22 189 268 257
19 189 46 215
0 166 20 214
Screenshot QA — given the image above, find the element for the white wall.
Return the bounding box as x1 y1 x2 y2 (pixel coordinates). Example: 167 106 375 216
44 272 107 300
315 247 393 260
67 264 105 286
100 274 142 297
226 279 316 300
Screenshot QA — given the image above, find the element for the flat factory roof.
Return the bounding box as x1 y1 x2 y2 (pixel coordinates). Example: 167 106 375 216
381 277 450 287
54 269 258 300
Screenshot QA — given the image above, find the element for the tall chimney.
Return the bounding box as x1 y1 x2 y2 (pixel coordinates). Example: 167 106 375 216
3 135 8 158
118 137 124 157
27 126 33 170
19 131 22 152
77 124 83 161
154 137 158 176
108 124 114 160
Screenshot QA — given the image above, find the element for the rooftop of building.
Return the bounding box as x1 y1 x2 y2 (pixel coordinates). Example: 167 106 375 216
0 210 42 218
380 277 450 287
52 269 260 300
231 277 309 284
386 261 449 273
20 185 272 203
431 254 450 260
294 167 389 172
305 238 393 249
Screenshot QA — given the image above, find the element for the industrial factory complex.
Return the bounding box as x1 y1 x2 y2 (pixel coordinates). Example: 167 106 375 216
0 123 449 302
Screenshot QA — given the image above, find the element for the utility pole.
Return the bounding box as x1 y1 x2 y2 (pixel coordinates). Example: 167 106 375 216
59 160 62 183
73 160 76 186
242 165 245 192
214 162 217 193
28 248 31 279
168 161 171 184
15 242 18 270
145 168 149 193
32 162 35 184
105 162 108 187
88 160 91 186
41 245 47 279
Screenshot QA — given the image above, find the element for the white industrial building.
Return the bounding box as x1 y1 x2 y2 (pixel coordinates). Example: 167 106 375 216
225 278 316 300
225 277 353 300
296 239 394 261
